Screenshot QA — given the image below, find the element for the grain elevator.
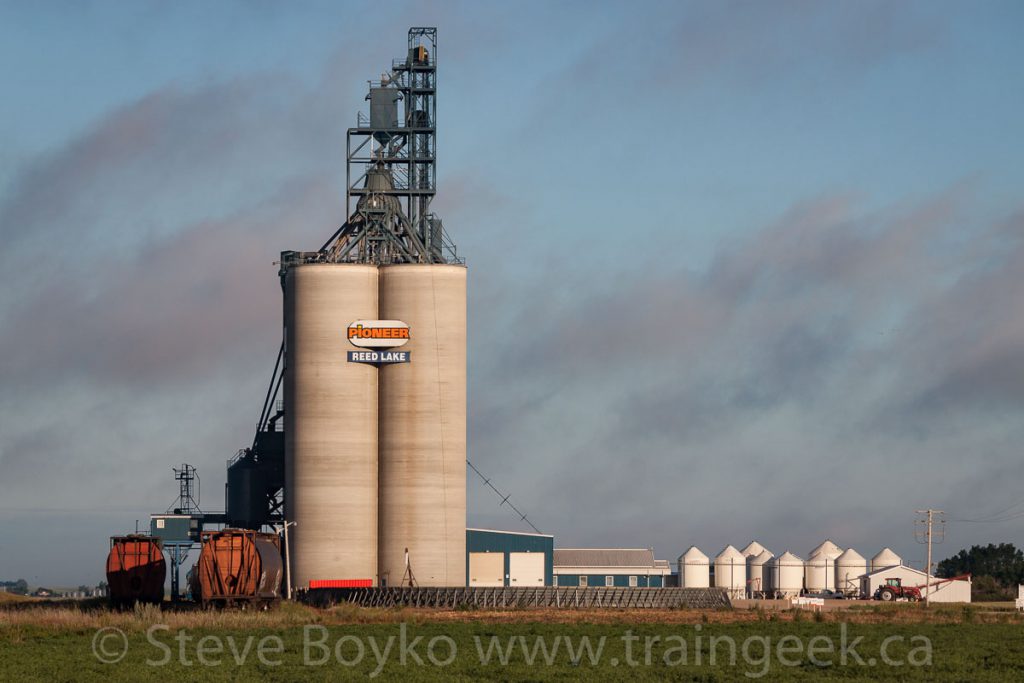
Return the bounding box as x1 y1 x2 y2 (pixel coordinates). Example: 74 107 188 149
279 28 466 589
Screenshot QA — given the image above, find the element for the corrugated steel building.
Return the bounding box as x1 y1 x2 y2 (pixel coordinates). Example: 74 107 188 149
860 565 971 603
150 514 199 542
466 529 554 588
553 549 671 588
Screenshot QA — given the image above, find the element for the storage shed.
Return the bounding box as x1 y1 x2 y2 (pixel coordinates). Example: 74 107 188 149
860 565 971 603
553 548 671 588
466 528 554 588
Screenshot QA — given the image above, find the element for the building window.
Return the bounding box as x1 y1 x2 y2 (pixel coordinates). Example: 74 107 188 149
579 576 588 587
629 576 638 587
605 576 614 587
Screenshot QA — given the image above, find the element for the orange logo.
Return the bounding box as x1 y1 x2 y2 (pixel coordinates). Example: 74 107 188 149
347 320 410 348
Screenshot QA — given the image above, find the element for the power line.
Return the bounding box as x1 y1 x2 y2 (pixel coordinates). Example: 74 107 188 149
466 459 542 534
952 509 1024 524
952 495 1024 523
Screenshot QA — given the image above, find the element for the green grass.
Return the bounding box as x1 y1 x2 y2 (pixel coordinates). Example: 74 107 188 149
3 604 1024 681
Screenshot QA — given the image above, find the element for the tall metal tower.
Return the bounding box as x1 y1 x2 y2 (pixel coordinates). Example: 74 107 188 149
168 464 201 515
316 27 459 265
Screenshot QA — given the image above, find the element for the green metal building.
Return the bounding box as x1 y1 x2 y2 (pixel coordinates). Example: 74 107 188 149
466 528 554 587
553 549 671 587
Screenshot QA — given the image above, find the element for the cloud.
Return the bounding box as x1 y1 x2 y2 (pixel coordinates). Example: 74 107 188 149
0 5 1019 585
0 49 377 582
0 35 393 391
517 0 946 137
0 176 339 390
465 186 1024 561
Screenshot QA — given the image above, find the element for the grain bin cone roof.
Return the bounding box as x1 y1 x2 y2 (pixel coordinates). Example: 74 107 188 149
753 549 775 563
679 546 709 562
741 541 766 557
715 545 744 562
809 539 843 558
837 548 865 563
872 547 902 568
776 551 803 563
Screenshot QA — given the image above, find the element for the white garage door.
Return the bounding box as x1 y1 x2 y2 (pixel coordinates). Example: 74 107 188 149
509 552 545 586
469 553 504 587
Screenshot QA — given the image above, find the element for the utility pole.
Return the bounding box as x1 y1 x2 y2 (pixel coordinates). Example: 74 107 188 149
914 509 946 605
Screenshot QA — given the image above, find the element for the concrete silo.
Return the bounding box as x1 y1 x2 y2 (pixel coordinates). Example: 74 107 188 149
284 264 380 587
835 548 867 596
678 546 710 588
378 265 467 587
279 28 465 590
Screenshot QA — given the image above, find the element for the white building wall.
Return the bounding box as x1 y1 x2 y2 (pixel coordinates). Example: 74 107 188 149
861 565 971 603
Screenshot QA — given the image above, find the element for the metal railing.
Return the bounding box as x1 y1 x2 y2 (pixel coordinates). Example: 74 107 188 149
355 111 433 130
392 57 436 70
300 586 732 610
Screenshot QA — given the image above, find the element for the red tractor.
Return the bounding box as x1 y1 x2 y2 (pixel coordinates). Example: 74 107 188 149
874 577 922 602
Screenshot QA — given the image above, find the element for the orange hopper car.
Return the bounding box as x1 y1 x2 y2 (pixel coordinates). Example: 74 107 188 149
106 535 166 607
194 529 283 607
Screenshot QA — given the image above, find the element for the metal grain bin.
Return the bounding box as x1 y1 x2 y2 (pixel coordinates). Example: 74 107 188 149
713 545 747 596
106 535 166 607
678 546 710 588
741 541 766 558
808 539 842 559
835 548 867 596
195 529 283 606
226 457 268 530
767 551 804 598
871 547 902 572
747 549 774 597
804 551 832 592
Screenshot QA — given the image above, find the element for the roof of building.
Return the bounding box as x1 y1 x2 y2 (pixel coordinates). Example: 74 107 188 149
863 565 931 579
554 548 656 568
467 527 554 538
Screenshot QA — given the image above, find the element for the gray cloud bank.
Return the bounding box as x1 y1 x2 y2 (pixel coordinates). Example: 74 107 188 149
1 3 1021 584
467 190 1024 562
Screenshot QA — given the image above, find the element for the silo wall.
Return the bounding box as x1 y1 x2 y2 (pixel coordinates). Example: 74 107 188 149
377 264 467 587
284 264 380 588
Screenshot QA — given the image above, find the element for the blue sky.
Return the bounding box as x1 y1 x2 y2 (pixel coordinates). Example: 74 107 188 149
1 0 1023 585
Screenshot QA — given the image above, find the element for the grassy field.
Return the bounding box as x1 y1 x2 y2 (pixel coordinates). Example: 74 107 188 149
3 601 1024 681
